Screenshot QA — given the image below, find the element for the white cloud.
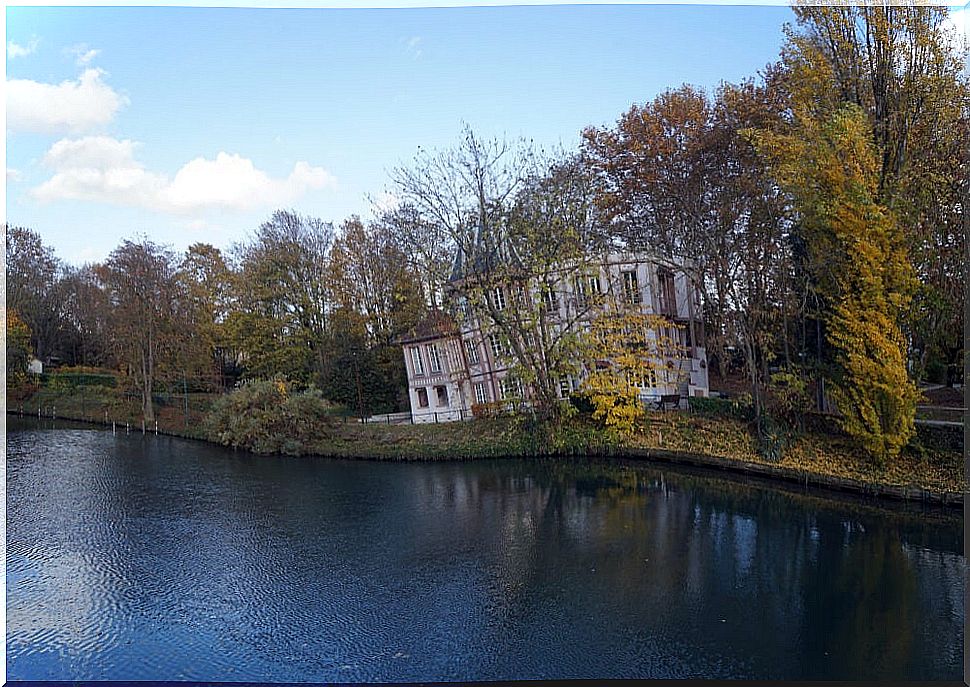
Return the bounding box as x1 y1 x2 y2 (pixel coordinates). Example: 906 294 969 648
7 168 24 182
6 68 128 134
34 137 168 208
7 38 39 59
66 44 101 66
32 135 337 214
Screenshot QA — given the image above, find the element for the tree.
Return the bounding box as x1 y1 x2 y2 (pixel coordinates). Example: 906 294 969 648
378 203 455 309
392 129 606 418
228 210 334 384
579 308 686 435
97 238 186 423
753 103 918 461
583 80 793 423
6 309 33 388
326 216 426 413
5 226 64 363
180 243 236 390
783 3 969 384
58 264 113 368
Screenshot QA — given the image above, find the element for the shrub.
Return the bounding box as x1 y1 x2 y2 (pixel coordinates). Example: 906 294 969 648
471 400 515 419
688 395 753 421
203 379 335 455
42 371 118 389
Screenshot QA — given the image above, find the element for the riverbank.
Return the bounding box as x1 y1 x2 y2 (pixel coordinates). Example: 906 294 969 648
8 384 964 507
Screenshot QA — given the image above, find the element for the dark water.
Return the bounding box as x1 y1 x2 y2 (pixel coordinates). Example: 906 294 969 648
6 417 965 681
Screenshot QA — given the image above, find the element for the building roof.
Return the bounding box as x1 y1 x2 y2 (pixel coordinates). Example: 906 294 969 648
397 309 459 345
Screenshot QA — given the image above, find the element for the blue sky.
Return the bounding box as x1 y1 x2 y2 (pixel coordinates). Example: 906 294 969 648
4 4 965 265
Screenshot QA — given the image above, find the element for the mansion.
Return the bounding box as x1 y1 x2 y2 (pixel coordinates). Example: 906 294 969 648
400 250 710 423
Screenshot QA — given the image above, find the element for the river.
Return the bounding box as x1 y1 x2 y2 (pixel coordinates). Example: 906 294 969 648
6 417 965 681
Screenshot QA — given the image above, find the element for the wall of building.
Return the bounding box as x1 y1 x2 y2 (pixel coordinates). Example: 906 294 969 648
402 253 710 422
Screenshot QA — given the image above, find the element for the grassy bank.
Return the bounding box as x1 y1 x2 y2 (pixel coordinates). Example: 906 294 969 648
8 383 964 504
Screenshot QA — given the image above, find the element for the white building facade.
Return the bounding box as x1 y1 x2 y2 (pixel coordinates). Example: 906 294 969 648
400 252 709 423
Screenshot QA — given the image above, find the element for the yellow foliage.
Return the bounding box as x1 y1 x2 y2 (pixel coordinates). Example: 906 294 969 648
578 308 687 436
753 103 918 462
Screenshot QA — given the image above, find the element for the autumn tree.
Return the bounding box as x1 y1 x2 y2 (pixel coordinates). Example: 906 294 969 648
583 81 793 422
783 3 969 385
5 226 66 363
6 309 33 388
326 215 426 413
228 210 334 385
579 308 687 435
754 103 918 461
378 203 455 309
97 238 187 423
180 243 236 389
58 264 113 368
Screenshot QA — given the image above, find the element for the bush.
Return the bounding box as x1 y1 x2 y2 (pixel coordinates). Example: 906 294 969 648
688 395 753 421
471 400 516 418
203 379 336 455
42 371 118 389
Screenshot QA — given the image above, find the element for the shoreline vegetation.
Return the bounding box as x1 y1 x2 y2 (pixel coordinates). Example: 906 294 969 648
9 381 963 508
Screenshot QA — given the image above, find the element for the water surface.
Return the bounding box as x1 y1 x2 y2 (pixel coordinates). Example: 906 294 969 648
6 417 965 681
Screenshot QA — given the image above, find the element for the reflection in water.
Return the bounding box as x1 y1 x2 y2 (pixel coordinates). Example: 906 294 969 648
6 417 964 681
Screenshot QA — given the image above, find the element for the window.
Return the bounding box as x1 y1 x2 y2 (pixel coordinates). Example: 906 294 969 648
657 267 676 316
417 387 429 408
464 339 480 365
543 288 558 315
491 287 506 311
626 369 646 389
446 340 461 370
427 343 442 372
576 274 601 308
623 270 641 305
559 377 571 398
474 382 488 405
500 377 522 400
410 347 424 376
489 333 507 359
435 385 449 407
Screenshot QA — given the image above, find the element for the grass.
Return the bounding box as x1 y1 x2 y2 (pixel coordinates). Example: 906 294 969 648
629 412 964 496
9 382 964 498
